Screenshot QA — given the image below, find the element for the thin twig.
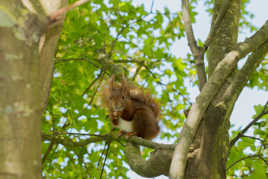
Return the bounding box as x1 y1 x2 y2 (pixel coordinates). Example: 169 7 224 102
107 15 147 59
42 141 55 164
57 132 106 137
132 64 143 81
258 155 268 166
100 142 111 179
150 0 155 13
82 70 104 96
55 58 100 68
42 112 57 165
226 154 259 170
241 135 266 143
230 101 268 147
88 77 103 105
97 142 108 168
113 59 143 64
108 24 129 58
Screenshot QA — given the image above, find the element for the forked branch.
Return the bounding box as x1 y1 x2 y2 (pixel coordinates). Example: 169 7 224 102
169 20 268 179
181 0 207 90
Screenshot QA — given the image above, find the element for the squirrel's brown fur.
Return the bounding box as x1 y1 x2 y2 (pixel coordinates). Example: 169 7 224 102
101 76 160 140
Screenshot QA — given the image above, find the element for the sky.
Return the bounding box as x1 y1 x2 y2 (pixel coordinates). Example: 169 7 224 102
128 0 268 178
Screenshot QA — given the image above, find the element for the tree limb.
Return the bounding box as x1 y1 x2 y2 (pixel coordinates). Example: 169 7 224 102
42 132 176 150
204 0 231 48
237 20 268 54
125 143 172 177
222 40 268 105
169 20 268 179
49 0 91 23
230 101 268 147
181 0 207 90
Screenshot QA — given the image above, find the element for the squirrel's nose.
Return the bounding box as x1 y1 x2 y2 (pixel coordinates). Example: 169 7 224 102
113 104 124 112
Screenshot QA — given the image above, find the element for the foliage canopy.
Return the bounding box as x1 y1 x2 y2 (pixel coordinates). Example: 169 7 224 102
41 0 268 178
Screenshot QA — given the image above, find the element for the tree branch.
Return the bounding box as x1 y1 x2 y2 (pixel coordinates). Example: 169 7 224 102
181 0 199 56
169 21 268 179
181 0 207 90
226 154 259 171
125 143 172 177
222 40 268 105
237 20 268 54
49 0 91 23
204 0 231 49
230 101 268 147
42 132 175 150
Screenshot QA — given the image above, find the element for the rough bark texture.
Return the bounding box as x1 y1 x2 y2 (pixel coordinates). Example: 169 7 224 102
125 143 172 177
185 0 241 178
0 0 66 178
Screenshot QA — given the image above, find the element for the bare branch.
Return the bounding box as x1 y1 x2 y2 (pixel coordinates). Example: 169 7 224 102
230 101 268 147
49 0 91 23
181 0 207 90
170 21 268 179
181 0 199 55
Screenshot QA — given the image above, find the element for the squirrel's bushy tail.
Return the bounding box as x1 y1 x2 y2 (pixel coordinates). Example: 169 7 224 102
129 86 160 120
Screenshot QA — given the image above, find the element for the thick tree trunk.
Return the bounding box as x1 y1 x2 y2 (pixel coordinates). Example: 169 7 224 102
185 0 241 178
0 1 66 178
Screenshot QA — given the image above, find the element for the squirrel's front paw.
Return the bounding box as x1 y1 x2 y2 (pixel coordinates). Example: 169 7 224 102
112 118 119 125
110 115 119 125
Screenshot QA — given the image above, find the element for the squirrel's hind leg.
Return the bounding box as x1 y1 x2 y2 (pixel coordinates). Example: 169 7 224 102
133 108 160 140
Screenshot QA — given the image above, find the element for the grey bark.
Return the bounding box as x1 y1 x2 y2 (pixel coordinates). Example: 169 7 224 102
0 0 67 178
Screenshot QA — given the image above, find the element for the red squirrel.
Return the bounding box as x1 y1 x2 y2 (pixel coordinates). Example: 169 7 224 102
101 76 160 140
